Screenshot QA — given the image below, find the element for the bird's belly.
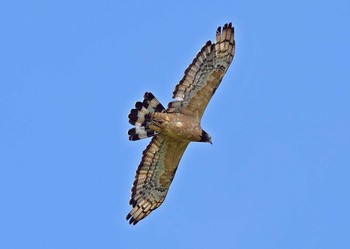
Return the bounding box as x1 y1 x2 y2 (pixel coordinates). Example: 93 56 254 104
164 115 202 142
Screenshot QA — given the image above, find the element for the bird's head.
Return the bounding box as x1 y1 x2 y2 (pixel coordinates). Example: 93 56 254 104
200 130 212 144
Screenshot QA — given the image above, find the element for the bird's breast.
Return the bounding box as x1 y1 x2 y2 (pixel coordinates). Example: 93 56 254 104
163 113 202 142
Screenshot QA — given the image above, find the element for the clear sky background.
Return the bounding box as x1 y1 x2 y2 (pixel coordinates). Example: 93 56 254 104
1 0 349 248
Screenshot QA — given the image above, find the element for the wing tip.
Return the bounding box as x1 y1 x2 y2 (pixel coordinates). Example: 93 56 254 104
217 22 233 32
126 213 139 225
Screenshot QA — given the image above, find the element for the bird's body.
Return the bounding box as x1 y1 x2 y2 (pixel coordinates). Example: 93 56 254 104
126 23 235 225
150 112 203 142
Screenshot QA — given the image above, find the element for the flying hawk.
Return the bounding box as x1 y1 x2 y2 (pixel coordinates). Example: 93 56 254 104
126 23 235 225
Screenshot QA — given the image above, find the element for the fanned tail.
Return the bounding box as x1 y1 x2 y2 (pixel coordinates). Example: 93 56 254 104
128 92 165 141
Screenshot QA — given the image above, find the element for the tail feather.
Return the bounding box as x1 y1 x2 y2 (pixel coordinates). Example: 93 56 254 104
128 92 165 141
128 127 155 141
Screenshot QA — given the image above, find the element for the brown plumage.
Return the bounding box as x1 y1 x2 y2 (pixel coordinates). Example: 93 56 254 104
126 23 235 225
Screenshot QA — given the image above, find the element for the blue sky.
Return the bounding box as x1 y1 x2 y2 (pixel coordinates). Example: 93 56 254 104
1 0 349 248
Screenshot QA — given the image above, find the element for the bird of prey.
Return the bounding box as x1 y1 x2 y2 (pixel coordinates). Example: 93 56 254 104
126 23 235 225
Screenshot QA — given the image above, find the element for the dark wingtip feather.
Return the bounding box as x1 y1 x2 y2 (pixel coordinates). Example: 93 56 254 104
129 217 135 225
129 198 135 205
205 40 212 46
126 212 139 225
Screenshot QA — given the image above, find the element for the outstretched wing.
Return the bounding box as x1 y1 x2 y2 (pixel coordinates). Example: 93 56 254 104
126 134 189 225
167 23 235 118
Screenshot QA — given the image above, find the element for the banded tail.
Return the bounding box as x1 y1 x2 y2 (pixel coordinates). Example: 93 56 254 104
128 92 165 141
